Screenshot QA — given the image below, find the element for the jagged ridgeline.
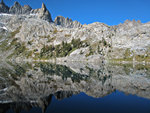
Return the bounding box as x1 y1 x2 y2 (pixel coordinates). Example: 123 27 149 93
0 0 81 26
0 0 150 63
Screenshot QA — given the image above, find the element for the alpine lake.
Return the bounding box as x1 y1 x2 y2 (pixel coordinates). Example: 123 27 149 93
0 61 150 113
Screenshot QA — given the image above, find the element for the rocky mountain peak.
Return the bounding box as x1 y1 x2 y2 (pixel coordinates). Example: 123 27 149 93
0 0 9 13
1 0 4 4
9 1 23 14
30 2 53 22
22 5 32 14
117 19 142 29
0 1 82 27
124 19 142 25
41 3 46 12
37 3 53 22
14 1 20 6
54 16 82 28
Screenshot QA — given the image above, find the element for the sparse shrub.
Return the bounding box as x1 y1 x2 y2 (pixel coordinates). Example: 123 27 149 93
10 26 21 38
97 45 101 54
39 38 84 59
34 49 38 52
71 38 82 48
28 41 32 45
103 40 107 46
47 36 56 42
124 48 131 59
108 44 111 48
86 46 94 57
80 50 84 55
89 46 94 55
15 42 26 55
108 49 111 52
65 34 71 37
53 28 58 34
40 45 55 58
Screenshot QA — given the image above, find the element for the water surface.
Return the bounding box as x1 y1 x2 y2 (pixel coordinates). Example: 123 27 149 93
0 62 150 113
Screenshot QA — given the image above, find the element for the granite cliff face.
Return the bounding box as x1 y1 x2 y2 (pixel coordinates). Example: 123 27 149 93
0 0 150 63
9 1 32 14
0 0 52 22
54 16 82 28
31 3 53 22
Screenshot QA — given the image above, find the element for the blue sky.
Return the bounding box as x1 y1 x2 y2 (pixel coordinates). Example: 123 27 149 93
4 0 150 25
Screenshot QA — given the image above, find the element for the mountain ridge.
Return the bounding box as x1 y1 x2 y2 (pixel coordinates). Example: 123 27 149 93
0 0 82 28
0 0 150 63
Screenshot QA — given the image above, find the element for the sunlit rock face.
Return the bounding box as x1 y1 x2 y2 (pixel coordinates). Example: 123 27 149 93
0 62 150 112
0 1 150 62
0 0 53 22
9 2 32 14
31 3 53 22
54 16 82 28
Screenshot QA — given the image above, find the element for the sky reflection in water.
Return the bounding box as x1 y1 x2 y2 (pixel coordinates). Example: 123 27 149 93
0 62 149 113
6 91 150 113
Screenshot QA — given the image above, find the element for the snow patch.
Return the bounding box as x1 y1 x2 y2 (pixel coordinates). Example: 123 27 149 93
0 13 12 16
29 14 38 16
0 26 7 30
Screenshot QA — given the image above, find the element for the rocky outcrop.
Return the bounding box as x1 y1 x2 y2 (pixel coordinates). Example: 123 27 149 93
31 3 53 22
54 16 82 28
22 5 32 14
0 0 83 27
0 0 9 13
9 1 32 14
0 0 52 22
9 2 23 14
39 3 53 22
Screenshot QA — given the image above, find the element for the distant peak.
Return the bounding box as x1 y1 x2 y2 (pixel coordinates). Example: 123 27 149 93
0 0 9 13
41 3 46 11
1 0 4 4
14 1 20 6
54 16 82 28
42 3 46 8
124 19 142 25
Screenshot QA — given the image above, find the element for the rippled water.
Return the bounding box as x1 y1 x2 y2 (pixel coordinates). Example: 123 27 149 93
0 61 150 113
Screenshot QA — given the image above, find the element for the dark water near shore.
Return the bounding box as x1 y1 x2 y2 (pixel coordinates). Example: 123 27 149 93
6 91 150 113
0 62 150 113
5 91 150 113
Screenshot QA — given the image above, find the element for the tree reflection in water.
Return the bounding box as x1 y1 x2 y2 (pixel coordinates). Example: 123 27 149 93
0 62 150 113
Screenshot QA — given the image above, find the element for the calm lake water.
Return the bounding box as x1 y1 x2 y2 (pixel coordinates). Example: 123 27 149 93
0 62 150 113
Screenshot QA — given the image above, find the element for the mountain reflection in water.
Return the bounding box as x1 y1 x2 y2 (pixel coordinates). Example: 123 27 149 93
0 61 150 113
